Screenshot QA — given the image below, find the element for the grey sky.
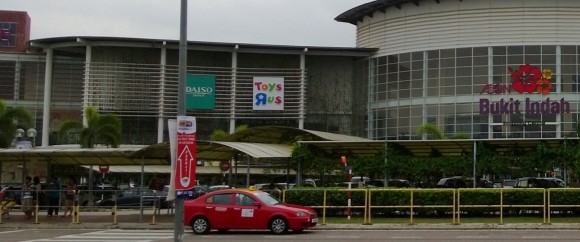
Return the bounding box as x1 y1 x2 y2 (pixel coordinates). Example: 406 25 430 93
3 0 367 47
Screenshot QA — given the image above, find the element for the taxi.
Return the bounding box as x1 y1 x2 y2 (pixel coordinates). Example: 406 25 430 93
183 186 317 234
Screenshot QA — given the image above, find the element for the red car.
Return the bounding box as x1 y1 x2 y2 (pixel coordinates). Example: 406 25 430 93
184 187 317 234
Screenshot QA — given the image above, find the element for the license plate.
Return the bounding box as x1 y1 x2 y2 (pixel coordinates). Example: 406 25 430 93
311 218 318 223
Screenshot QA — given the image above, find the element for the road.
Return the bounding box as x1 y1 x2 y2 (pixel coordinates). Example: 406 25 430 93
2 229 580 242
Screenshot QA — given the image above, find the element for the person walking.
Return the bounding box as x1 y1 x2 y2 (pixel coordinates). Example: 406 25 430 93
21 176 34 219
62 177 76 217
47 176 61 217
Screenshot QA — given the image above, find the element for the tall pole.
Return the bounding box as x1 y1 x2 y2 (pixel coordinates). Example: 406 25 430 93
174 0 187 241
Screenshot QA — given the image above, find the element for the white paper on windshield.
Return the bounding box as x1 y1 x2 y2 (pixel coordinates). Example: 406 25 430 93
241 209 254 217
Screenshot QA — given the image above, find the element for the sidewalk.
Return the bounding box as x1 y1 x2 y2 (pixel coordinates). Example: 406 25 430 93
1 211 580 230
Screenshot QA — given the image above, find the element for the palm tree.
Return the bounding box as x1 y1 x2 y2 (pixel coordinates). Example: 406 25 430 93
0 100 33 148
57 106 122 148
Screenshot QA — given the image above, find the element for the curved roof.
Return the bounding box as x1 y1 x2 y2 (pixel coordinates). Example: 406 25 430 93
335 0 422 25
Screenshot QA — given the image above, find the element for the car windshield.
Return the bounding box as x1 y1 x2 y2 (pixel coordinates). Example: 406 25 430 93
254 192 280 205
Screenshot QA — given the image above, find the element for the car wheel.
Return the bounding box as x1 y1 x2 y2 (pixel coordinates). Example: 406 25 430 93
191 216 211 234
269 217 288 234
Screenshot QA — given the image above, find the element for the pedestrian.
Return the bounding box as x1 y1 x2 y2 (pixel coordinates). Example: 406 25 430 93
32 176 42 217
47 176 61 217
62 177 76 217
21 176 34 219
1 186 16 218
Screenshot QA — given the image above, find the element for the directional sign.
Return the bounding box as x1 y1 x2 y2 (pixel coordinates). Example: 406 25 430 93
175 116 197 191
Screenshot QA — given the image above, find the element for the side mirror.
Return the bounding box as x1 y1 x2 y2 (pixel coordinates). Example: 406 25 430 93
252 202 261 208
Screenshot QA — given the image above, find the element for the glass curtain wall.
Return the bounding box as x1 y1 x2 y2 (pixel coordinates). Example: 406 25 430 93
368 45 580 140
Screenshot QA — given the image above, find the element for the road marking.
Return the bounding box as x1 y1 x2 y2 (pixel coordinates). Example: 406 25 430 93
522 236 559 239
392 236 424 239
21 229 174 242
457 235 490 239
0 230 25 234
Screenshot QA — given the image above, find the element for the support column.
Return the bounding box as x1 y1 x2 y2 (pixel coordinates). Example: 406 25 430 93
556 45 562 138
82 45 92 127
229 46 238 134
299 48 307 129
14 60 21 100
41 48 54 147
157 42 167 143
488 47 494 139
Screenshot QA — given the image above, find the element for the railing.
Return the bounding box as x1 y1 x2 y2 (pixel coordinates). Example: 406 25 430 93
0 189 170 225
284 187 580 225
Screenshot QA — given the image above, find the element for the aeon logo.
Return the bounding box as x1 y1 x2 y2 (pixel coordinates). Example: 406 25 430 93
480 64 553 95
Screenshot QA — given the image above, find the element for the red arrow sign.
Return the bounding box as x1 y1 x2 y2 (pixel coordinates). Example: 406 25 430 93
175 116 197 191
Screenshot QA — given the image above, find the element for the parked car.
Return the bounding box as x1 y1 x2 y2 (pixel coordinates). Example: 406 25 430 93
437 176 497 188
95 187 169 208
513 177 565 188
184 187 317 234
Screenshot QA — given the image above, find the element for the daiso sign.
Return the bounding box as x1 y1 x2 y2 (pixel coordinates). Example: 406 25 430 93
479 64 570 115
253 77 284 110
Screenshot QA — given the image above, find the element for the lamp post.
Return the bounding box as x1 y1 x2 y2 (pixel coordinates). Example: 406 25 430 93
27 128 37 147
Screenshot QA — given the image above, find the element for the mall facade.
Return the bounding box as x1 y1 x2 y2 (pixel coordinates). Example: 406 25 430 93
337 0 580 140
4 0 580 148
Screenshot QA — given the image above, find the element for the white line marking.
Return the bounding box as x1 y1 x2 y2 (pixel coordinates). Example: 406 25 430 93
522 236 559 239
0 229 26 234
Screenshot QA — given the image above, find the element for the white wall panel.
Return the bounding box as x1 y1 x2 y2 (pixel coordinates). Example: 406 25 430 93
357 0 580 55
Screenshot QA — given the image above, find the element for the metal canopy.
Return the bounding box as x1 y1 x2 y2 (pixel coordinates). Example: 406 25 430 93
0 145 164 165
299 138 573 158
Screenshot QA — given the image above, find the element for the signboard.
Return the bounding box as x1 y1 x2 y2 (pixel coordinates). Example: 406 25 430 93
186 75 215 110
175 116 197 191
99 165 109 174
479 64 570 115
253 77 284 110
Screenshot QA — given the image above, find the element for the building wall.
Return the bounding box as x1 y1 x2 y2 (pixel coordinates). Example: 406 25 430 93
357 0 580 55
356 0 580 140
0 10 30 53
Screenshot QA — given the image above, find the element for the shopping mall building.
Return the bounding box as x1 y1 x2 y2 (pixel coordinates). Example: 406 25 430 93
2 0 580 181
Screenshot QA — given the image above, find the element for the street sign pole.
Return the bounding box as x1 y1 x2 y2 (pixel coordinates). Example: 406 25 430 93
174 0 187 241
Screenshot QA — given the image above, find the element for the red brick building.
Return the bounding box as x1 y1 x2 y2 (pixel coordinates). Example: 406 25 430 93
0 10 30 53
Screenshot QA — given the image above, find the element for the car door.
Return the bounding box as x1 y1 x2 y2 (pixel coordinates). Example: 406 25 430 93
232 193 264 229
204 192 235 229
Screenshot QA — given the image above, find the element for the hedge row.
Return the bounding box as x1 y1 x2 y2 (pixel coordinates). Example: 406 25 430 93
283 188 580 216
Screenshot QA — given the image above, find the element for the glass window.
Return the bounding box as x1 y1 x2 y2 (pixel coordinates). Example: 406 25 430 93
457 48 472 57
474 47 488 56
525 45 541 55
207 193 232 205
493 46 506 55
441 49 455 58
428 50 439 59
508 46 523 55
235 193 255 206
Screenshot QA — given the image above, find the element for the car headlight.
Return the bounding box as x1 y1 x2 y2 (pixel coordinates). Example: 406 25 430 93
296 212 307 217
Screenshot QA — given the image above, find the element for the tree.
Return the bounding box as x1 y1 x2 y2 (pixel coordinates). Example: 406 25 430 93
0 100 33 148
57 106 122 148
210 124 249 141
417 123 444 140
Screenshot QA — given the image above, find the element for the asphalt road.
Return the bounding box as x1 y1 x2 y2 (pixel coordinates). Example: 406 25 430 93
3 229 580 242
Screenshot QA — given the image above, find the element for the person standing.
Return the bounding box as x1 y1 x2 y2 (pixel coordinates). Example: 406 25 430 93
47 176 61 217
32 176 42 218
21 176 34 219
62 177 76 217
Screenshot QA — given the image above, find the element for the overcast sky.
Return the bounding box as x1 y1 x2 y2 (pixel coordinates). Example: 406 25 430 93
3 0 367 47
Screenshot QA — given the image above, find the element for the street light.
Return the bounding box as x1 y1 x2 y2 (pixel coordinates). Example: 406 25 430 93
27 128 37 147
14 128 36 149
